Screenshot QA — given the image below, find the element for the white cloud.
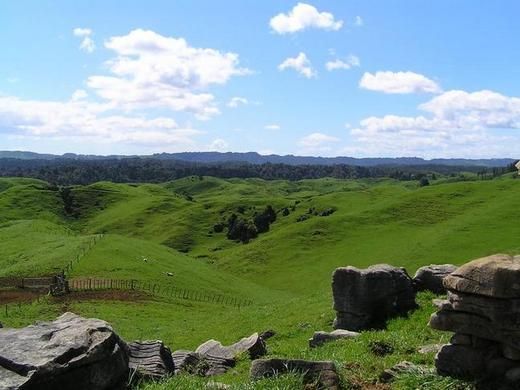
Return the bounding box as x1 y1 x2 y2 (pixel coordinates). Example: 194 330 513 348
348 89 520 158
278 52 316 78
73 27 95 53
71 89 88 101
354 16 364 26
87 29 251 119
359 71 442 94
298 132 340 153
209 138 229 151
227 96 248 108
270 3 343 34
0 95 202 147
326 55 360 71
264 124 281 130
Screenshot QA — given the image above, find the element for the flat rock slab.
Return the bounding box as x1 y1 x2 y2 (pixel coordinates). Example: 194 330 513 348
171 350 234 377
444 254 520 298
380 361 433 383
128 340 174 380
309 329 360 348
0 312 128 390
413 264 457 294
250 359 340 390
195 333 267 360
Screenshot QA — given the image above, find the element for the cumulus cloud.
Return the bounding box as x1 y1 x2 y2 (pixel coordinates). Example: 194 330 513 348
298 132 339 153
0 95 202 147
227 96 248 108
359 71 442 94
278 52 316 78
73 27 95 53
270 3 343 34
87 29 251 119
264 124 281 130
209 138 229 151
326 55 360 71
71 89 88 101
354 16 364 26
348 89 520 157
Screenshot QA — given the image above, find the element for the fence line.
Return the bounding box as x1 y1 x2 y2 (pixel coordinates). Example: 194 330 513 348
68 278 253 308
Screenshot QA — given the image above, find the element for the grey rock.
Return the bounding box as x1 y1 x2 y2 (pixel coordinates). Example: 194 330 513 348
128 340 174 380
413 264 457 294
502 344 520 361
309 329 360 348
505 367 520 382
332 264 416 330
443 254 520 298
259 329 276 340
418 344 443 354
250 359 340 390
435 343 490 380
0 312 129 390
380 361 433 383
195 333 266 360
486 357 518 377
171 350 234 377
450 333 473 346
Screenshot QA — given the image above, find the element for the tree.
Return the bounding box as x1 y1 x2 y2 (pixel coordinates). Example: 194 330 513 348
419 177 430 187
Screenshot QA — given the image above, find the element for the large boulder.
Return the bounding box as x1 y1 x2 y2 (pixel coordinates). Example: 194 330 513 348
413 264 457 294
128 340 174 380
0 312 129 390
443 254 520 298
250 359 340 390
429 254 520 385
332 264 416 330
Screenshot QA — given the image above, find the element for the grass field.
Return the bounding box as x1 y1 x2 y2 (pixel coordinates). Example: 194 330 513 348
1 174 518 388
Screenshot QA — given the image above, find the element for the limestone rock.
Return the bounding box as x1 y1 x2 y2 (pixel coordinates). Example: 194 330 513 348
435 343 491 380
309 329 360 348
380 361 433 383
332 264 416 330
195 333 266 360
128 340 174 380
171 350 234 377
250 359 340 390
413 264 457 294
0 312 129 390
418 344 443 354
443 254 520 298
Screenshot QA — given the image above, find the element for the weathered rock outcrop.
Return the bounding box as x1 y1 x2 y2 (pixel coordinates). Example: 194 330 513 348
429 254 520 385
250 359 340 390
413 264 457 294
379 361 433 383
309 329 360 348
195 333 266 360
172 333 266 377
332 264 416 330
128 340 174 380
0 312 129 390
171 350 234 377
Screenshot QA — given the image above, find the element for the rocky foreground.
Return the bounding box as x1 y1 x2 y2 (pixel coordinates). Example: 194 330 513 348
3 254 520 389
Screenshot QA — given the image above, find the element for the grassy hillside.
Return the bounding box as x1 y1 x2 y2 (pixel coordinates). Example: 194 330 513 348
1 174 518 388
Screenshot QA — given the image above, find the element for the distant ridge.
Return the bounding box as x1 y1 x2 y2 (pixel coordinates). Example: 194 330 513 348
0 150 515 168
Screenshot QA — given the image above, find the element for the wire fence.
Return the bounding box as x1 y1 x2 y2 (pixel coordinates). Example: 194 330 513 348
68 278 253 308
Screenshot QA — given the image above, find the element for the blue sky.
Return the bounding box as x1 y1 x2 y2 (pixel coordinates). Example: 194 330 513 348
1 1 519 158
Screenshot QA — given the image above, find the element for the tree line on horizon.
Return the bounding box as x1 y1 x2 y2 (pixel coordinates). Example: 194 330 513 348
0 157 517 185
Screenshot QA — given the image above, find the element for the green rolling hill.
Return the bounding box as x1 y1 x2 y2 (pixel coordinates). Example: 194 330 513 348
1 174 519 388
